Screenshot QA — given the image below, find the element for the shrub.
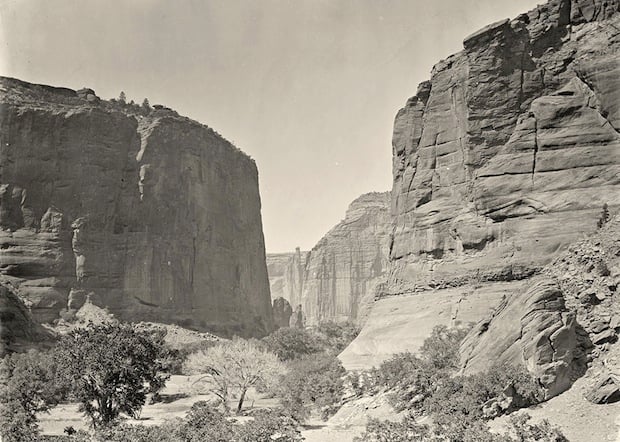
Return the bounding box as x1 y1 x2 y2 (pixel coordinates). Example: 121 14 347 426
177 401 235 441
278 353 346 421
234 408 303 442
262 327 324 361
419 324 470 370
53 323 170 427
314 321 361 354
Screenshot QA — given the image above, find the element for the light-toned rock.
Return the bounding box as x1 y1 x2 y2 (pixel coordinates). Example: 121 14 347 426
266 248 308 307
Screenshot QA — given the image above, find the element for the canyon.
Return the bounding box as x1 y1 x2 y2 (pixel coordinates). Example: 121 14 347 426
0 77 273 344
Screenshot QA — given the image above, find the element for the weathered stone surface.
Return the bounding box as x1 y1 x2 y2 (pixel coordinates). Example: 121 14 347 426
0 283 54 356
266 248 308 307
0 76 273 338
585 374 620 404
289 304 305 329
299 192 391 326
272 296 293 329
389 0 620 295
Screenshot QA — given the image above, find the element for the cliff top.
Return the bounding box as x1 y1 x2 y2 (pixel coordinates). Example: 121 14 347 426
0 76 253 163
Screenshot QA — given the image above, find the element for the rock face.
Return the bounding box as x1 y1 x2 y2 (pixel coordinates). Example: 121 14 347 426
300 192 391 326
266 248 308 307
389 0 620 293
342 0 619 372
0 77 273 338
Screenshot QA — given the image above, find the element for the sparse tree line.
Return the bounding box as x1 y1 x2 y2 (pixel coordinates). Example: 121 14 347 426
1 318 568 441
0 321 359 441
109 91 152 115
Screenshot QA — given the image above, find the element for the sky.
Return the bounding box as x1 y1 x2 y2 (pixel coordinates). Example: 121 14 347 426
0 0 543 252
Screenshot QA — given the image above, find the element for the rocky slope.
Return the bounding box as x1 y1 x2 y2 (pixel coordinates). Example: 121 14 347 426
341 0 619 371
301 192 391 326
0 77 273 338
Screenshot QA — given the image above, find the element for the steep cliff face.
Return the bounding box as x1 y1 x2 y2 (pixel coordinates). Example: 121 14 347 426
299 192 391 326
390 0 619 293
266 248 308 307
0 77 273 338
341 0 619 370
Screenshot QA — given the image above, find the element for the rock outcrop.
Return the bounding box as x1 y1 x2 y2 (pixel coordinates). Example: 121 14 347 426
272 296 293 329
0 77 273 338
300 192 391 326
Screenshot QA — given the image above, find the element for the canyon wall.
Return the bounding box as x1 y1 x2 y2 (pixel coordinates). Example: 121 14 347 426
267 192 391 326
0 77 273 338
300 192 391 326
341 0 620 370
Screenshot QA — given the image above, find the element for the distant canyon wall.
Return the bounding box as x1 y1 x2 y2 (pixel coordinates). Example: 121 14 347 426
0 77 273 338
267 192 391 326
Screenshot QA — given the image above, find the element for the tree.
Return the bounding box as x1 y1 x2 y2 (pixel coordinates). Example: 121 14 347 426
597 203 610 228
118 91 126 104
184 338 284 414
54 323 170 427
315 321 361 354
419 324 470 370
278 353 346 421
0 350 62 441
141 98 151 113
262 327 324 361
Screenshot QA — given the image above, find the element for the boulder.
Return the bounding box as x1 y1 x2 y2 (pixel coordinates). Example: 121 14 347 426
585 375 620 404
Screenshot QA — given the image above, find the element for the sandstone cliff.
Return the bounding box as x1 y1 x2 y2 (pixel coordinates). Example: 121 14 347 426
300 192 391 326
0 77 273 338
266 248 308 307
341 0 619 371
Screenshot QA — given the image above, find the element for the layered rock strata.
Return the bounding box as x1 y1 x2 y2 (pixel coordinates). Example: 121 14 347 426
300 192 391 326
266 248 308 307
0 77 273 338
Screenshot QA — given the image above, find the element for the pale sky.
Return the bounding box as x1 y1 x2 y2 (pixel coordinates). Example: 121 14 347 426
0 0 542 252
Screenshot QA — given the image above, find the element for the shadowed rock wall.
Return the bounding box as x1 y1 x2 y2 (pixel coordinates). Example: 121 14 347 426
0 77 273 338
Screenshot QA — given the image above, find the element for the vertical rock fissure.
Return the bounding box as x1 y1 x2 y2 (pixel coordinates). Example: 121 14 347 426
532 116 539 186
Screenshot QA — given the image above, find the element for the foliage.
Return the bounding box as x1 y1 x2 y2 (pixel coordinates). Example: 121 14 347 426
353 416 431 442
175 401 235 442
0 350 63 441
142 98 151 113
509 413 568 442
184 338 284 413
419 324 470 370
597 202 610 228
314 321 361 354
167 339 217 375
54 322 170 427
118 91 126 104
262 327 324 361
278 353 345 421
234 408 303 442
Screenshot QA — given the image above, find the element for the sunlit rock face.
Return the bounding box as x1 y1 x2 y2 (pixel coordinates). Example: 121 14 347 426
341 0 620 371
390 0 619 294
266 248 308 308
0 77 273 338
300 192 392 326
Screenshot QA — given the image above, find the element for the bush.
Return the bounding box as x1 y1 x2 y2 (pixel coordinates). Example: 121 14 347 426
278 353 346 421
419 324 470 370
314 321 361 354
177 401 235 441
262 327 324 361
235 408 303 441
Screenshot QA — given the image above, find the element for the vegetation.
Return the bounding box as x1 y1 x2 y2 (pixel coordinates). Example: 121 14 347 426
278 352 346 421
597 202 610 228
184 338 284 413
0 350 63 441
53 323 171 427
261 327 324 361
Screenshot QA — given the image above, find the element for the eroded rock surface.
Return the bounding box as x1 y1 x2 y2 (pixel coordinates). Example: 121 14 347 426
389 0 620 294
266 248 308 307
300 192 391 326
0 77 273 338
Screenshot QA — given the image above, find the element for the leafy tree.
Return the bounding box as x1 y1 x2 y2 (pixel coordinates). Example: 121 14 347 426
118 91 126 104
278 353 345 421
54 323 170 427
597 202 610 228
141 98 151 113
262 327 324 361
0 350 63 441
176 401 234 442
315 321 361 354
419 324 470 370
184 338 284 414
